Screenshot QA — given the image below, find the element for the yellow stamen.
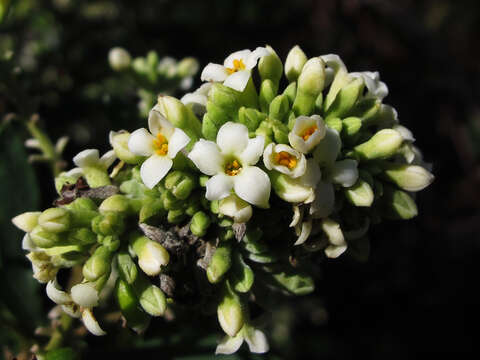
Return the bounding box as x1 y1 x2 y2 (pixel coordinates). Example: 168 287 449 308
274 151 297 170
302 125 318 141
226 59 246 75
153 133 169 156
225 159 242 176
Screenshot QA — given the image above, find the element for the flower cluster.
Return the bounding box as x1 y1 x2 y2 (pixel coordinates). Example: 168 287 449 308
13 45 433 355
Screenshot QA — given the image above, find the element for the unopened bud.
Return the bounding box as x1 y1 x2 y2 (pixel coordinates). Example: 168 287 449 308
91 212 125 236
269 95 290 123
130 235 170 276
207 244 232 284
155 96 201 142
164 171 197 200
259 79 277 113
238 106 266 132
297 57 325 96
176 57 199 77
353 129 403 161
68 227 97 245
109 131 143 164
99 194 131 214
381 186 418 220
38 208 71 233
285 45 307 83
167 209 186 224
108 47 132 71
325 77 364 119
115 279 150 333
138 284 166 317
83 246 113 282
116 252 139 284
218 195 252 224
190 211 211 237
217 285 245 337
30 226 62 248
342 116 362 139
258 46 283 85
383 164 434 192
12 211 41 233
71 282 99 308
345 179 374 207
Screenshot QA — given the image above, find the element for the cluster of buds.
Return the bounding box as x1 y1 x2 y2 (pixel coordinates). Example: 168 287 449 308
13 45 433 355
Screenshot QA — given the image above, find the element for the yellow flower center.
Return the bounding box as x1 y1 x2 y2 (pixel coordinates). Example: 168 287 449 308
302 125 318 141
225 159 242 176
274 151 297 170
226 59 246 75
153 133 169 156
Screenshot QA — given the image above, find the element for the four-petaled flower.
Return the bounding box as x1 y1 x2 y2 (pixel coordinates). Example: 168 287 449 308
201 47 270 92
188 122 271 208
128 109 190 189
288 115 326 154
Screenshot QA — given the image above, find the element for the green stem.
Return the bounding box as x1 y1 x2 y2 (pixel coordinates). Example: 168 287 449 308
44 313 74 352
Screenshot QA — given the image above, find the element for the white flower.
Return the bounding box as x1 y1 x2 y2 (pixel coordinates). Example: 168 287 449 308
188 122 270 208
263 143 306 178
128 109 190 189
320 54 348 87
180 83 212 116
218 194 253 223
200 47 270 92
288 115 326 154
350 71 388 100
73 149 116 171
216 325 269 355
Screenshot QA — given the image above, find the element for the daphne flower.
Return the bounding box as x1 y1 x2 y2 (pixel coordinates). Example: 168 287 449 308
350 71 388 100
200 47 270 92
263 143 306 178
188 122 270 208
288 115 326 154
73 149 116 171
128 109 190 189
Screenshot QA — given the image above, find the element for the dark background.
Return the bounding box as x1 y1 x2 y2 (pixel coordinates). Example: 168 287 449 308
1 0 479 358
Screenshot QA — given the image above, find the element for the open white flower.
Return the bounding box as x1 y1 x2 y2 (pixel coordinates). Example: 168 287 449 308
350 71 388 100
180 82 212 116
188 122 270 208
200 47 270 92
216 324 269 355
128 109 190 189
73 149 116 171
288 115 326 154
263 143 306 178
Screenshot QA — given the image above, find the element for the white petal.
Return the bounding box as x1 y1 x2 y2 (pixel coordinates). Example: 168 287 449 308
99 150 116 169
244 327 269 354
82 309 107 336
350 71 388 100
61 303 81 318
290 205 303 227
73 149 100 168
217 122 249 155
234 166 271 208
245 47 270 69
310 181 335 218
128 128 155 156
294 218 312 245
240 136 264 166
264 143 306 178
205 173 234 201
167 128 190 159
223 70 252 92
22 234 37 251
313 127 341 167
71 283 99 308
321 54 347 73
201 63 229 82
188 139 224 176
331 159 359 187
322 218 347 259
148 109 174 139
289 115 326 154
219 194 252 223
140 155 173 189
46 279 72 305
181 92 207 107
325 244 347 259
393 125 415 142
215 332 244 355
224 49 251 68
300 159 321 188
65 167 83 178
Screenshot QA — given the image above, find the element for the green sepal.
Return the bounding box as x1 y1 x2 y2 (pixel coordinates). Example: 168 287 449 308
229 252 254 293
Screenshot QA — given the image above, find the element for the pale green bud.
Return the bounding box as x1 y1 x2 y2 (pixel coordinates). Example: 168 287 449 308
164 171 197 200
282 82 297 104
269 95 290 123
325 117 343 133
82 166 111 187
71 282 99 308
209 83 240 112
12 211 41 233
238 107 265 132
350 98 380 124
271 271 315 295
38 208 71 233
345 179 374 207
138 284 166 316
130 234 170 276
139 198 165 223
99 235 120 252
297 57 325 96
190 211 211 237
258 46 283 85
207 244 232 284
91 212 125 236
218 194 252 224
30 226 62 248
115 279 150 333
176 57 199 77
185 195 201 216
83 246 113 282
353 129 403 161
116 252 139 284
259 79 277 113
99 194 131 214
67 198 98 228
270 118 289 144
382 164 434 192
217 285 245 337
108 47 132 71
68 227 97 245
325 77 364 119
242 228 268 254
285 45 307 82
230 253 254 293
167 209 186 224
381 186 418 220
109 131 143 164
342 116 362 138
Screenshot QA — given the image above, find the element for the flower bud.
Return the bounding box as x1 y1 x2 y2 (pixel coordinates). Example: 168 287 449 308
269 171 314 204
108 47 131 71
138 284 166 317
344 179 374 207
353 129 403 161
217 285 245 337
381 186 418 220
30 226 62 248
190 211 211 237
243 228 268 254
382 164 434 192
38 208 71 233
83 246 113 282
259 79 277 113
283 82 297 104
258 45 283 85
325 77 364 119
12 211 41 233
109 131 143 164
115 279 150 333
207 244 232 284
71 282 99 308
130 235 170 276
99 235 120 252
176 57 199 77
91 212 125 236
230 253 254 293
116 252 138 284
285 45 307 83
26 252 58 283
342 116 362 139
68 227 97 245
219 195 253 224
238 106 265 132
322 218 347 259
99 194 131 214
164 171 197 200
269 95 290 123
167 209 186 224
139 198 165 223
271 271 315 295
325 117 343 133
293 58 325 116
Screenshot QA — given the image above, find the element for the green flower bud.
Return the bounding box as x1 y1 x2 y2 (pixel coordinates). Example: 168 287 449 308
66 197 98 212
285 45 307 83
167 209 185 224
259 79 277 113
271 270 315 295
350 98 381 124
353 129 403 161
190 211 211 237
91 212 125 236
293 57 325 116
230 253 254 293
242 228 268 254
270 118 289 144
342 116 362 139
109 131 143 164
130 234 170 276
314 92 324 113
325 77 364 119
176 57 199 77
210 200 220 214
209 83 240 113
12 211 41 233
325 117 343 133
117 252 139 284
108 47 132 71
282 82 297 104
207 244 232 284
83 246 113 282
324 67 351 112
382 163 434 192
38 208 71 233
165 171 197 200
219 228 235 242
156 96 202 142
66 198 98 228
269 95 290 123
381 186 418 220
115 279 150 333
217 284 245 337
258 46 283 85
138 284 166 317
30 226 63 248
99 194 131 214
202 113 219 141
139 198 165 223
238 107 266 132
255 121 274 145
68 227 97 245
99 235 120 252
345 179 374 207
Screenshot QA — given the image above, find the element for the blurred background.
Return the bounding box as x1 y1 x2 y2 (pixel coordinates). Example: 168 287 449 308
1 0 479 358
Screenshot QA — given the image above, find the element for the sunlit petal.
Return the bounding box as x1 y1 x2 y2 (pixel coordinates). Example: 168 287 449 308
188 139 224 176
205 173 233 201
217 122 249 156
201 63 229 82
234 166 271 208
128 128 155 157
167 128 190 159
140 154 173 189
